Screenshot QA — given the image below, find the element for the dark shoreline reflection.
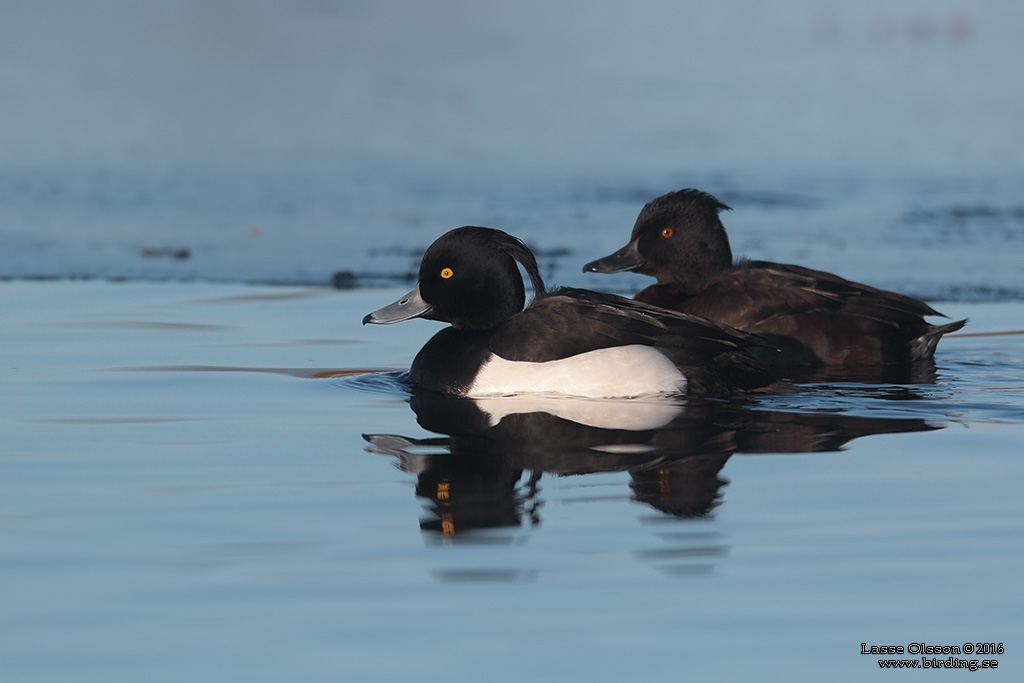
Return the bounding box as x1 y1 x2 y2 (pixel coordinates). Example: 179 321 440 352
364 391 941 540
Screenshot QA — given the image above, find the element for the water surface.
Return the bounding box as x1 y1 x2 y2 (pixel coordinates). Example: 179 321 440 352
2 282 1021 681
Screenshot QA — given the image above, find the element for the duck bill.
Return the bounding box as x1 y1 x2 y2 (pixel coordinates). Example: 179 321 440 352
362 284 433 325
582 239 645 274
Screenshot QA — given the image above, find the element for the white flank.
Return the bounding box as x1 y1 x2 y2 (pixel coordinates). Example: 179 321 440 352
466 345 687 399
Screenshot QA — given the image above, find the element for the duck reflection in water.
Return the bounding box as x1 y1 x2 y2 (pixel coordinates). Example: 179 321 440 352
364 389 940 538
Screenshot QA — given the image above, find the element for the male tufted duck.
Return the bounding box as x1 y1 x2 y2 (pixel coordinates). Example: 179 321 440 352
583 189 967 370
364 226 775 397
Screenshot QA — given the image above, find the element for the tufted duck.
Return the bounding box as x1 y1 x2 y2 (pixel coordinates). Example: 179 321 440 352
583 189 967 370
364 226 775 397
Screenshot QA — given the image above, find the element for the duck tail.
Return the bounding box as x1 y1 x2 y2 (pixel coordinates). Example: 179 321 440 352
910 318 968 360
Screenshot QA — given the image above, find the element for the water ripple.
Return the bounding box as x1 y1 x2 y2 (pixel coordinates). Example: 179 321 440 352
332 370 411 397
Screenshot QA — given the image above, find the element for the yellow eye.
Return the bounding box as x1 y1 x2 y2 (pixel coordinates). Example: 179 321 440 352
440 267 454 279
661 227 674 238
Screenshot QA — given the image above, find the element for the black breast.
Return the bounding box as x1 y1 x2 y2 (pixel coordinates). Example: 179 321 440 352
409 327 494 395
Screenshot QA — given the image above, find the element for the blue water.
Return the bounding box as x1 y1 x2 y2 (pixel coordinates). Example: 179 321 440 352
2 2 1023 681
2 282 1021 681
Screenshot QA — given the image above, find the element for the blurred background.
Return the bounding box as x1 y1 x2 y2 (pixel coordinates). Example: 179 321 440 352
2 0 1022 297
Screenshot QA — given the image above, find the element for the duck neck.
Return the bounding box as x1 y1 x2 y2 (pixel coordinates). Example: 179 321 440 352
668 221 733 295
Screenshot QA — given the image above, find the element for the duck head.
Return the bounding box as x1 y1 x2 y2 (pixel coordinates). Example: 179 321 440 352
584 189 734 295
364 226 546 331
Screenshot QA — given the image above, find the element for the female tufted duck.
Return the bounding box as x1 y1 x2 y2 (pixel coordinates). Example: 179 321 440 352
583 189 966 370
364 226 775 397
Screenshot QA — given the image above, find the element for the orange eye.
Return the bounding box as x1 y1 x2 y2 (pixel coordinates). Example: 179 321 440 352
440 267 454 279
661 227 674 238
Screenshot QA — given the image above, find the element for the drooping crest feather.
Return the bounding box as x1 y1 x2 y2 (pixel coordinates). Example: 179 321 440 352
493 230 547 298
